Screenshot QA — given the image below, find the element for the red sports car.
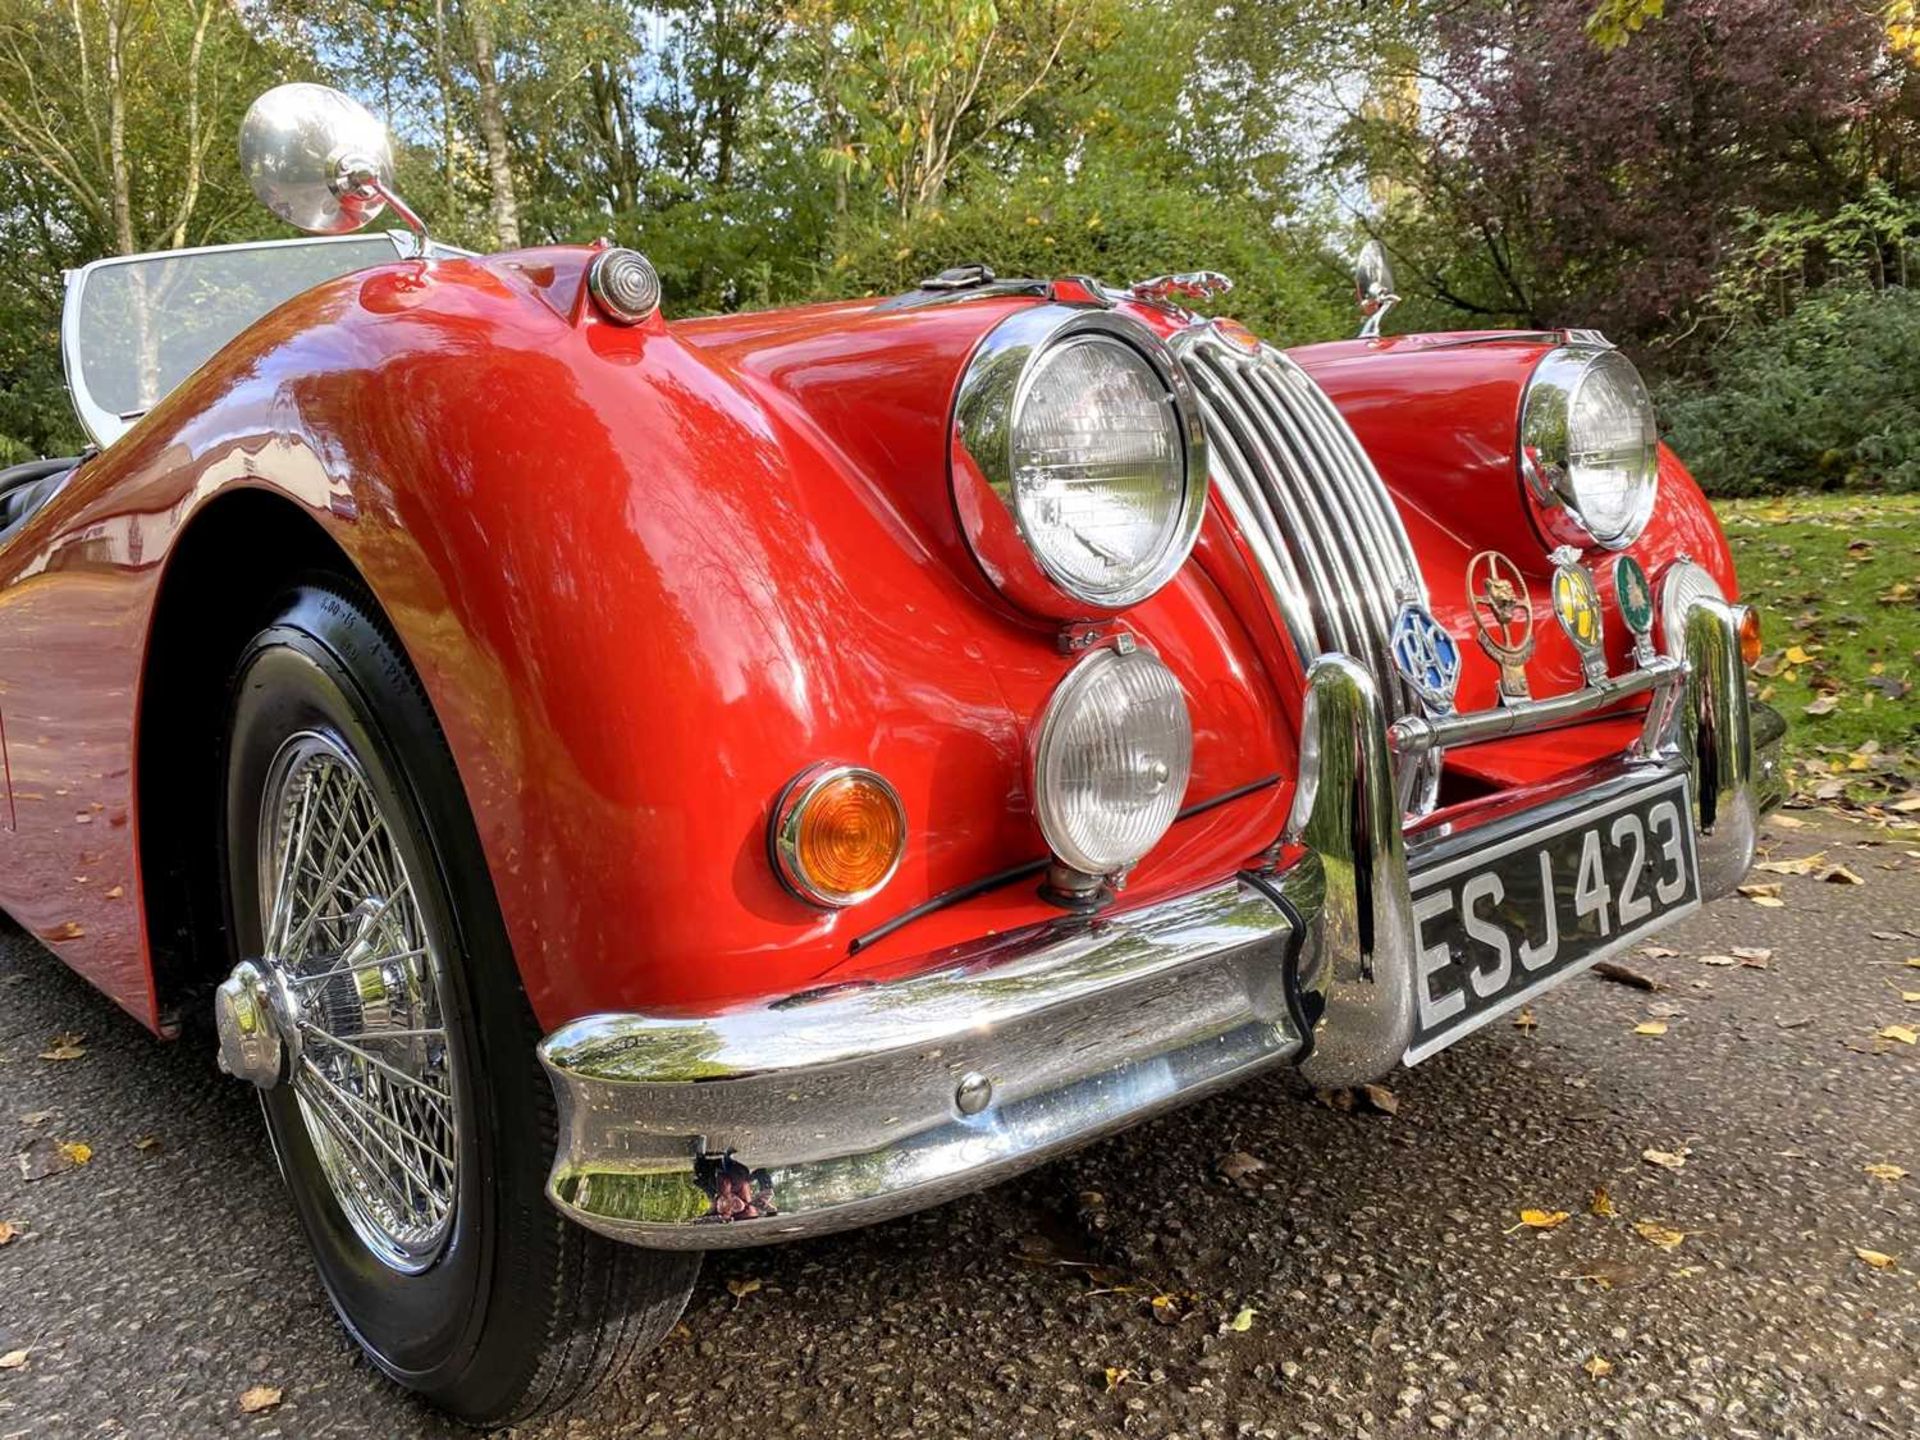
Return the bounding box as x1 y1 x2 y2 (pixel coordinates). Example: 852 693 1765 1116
0 84 1782 1421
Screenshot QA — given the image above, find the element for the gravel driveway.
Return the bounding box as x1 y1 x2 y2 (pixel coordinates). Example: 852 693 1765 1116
2 812 1916 1439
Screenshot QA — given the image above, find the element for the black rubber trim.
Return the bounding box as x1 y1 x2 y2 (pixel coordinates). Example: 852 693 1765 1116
1239 867 1318 1058
846 772 1280 956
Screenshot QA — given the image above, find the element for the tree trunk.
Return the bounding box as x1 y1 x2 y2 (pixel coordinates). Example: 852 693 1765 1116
465 3 520 249
104 0 134 254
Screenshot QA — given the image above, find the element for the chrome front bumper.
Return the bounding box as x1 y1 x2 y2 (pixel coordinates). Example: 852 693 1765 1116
540 594 1784 1249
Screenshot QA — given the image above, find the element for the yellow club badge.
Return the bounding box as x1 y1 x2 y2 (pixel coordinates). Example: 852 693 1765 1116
1549 545 1608 686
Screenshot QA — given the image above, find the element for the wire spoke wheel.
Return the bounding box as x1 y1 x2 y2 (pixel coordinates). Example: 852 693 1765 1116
258 731 460 1273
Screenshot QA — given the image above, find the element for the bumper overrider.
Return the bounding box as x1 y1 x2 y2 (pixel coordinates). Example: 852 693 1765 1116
538 591 1785 1249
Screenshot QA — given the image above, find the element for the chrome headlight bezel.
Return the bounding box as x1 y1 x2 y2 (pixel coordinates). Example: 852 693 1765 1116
1518 344 1660 551
951 305 1209 619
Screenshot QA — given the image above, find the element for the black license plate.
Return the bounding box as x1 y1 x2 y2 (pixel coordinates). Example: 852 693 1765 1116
1405 774 1700 1065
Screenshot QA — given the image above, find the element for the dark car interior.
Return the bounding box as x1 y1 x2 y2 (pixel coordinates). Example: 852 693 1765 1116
0 456 83 536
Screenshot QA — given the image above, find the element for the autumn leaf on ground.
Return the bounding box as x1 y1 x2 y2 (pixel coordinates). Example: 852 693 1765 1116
1513 1007 1538 1032
1803 694 1840 717
1583 1355 1614 1381
1223 1306 1257 1333
726 1277 762 1301
1592 960 1665 991
1633 1020 1669 1036
132 1136 161 1153
1103 1366 1133 1392
1148 1292 1195 1325
1589 1186 1616 1218
1733 946 1772 968
237 1385 283 1414
1217 1151 1267 1188
16 1137 88 1182
1640 944 1680 959
1642 1147 1690 1171
37 1033 86 1062
0 1220 18 1245
1698 953 1738 967
1864 1163 1908 1184
1755 852 1826 876
1511 1208 1571 1232
1879 1025 1918 1046
1737 883 1786 907
1855 1247 1898 1270
1359 1082 1399 1115
1821 865 1864 885
0 1349 28 1371
1634 1220 1687 1249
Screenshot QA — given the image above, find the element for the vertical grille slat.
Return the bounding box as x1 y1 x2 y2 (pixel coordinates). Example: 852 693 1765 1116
1176 329 1429 740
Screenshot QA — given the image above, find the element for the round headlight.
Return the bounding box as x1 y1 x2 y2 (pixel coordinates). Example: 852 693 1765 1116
1519 346 1659 549
953 308 1208 618
1031 643 1192 876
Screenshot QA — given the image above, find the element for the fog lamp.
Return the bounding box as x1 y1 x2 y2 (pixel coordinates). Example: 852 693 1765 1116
1031 642 1192 879
772 765 906 908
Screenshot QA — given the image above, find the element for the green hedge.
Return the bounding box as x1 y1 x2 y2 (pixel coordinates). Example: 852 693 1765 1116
1658 286 1920 496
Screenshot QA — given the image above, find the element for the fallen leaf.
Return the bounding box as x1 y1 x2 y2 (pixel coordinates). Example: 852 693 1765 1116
1698 953 1738 967
0 1349 27 1371
1217 1151 1267 1188
0 1220 17 1245
1855 1248 1898 1270
1768 814 1808 829
237 1385 283 1414
1878 1025 1917 1045
1514 1208 1571 1231
132 1136 161 1153
1738 882 1785 907
1359 1082 1399 1116
1225 1306 1257 1333
1785 645 1815 665
1583 1355 1614 1381
19 1111 53 1127
103 884 123 900
1632 1020 1669 1037
1592 961 1665 991
58 1141 91 1167
1639 944 1680 959
1148 1292 1192 1325
1513 1007 1538 1032
1643 1147 1690 1171
1634 1220 1687 1249
37 1033 86 1062
16 1137 86 1181
1732 946 1772 968
726 1277 762 1300
1103 1366 1132 1392
1803 694 1839 717
1755 853 1827 876
1864 1163 1908 1184
1589 1186 1616 1218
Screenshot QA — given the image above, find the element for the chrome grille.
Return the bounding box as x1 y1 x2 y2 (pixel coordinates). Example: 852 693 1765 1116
1175 329 1429 733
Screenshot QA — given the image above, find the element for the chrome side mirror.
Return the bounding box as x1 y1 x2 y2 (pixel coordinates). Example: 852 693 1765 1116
239 83 427 245
1353 239 1399 339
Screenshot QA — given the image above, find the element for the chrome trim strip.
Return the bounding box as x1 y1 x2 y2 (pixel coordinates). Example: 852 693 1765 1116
539 879 1302 1248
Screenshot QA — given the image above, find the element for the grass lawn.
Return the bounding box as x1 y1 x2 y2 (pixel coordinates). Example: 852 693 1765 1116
1717 492 1919 814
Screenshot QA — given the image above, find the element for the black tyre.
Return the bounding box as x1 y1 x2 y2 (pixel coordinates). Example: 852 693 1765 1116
221 580 698 1424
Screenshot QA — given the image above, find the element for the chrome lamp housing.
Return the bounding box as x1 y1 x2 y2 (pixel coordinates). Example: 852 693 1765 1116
1518 343 1660 551
950 306 1209 620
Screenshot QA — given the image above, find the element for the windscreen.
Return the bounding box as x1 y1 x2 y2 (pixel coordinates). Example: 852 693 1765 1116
71 235 399 423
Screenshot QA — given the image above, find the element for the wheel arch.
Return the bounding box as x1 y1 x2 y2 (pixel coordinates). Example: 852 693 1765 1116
135 486 377 1027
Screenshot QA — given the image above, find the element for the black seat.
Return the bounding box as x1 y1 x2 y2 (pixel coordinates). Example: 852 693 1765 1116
0 456 81 534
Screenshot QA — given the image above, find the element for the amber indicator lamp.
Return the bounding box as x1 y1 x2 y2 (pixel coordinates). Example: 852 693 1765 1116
772 764 906 908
